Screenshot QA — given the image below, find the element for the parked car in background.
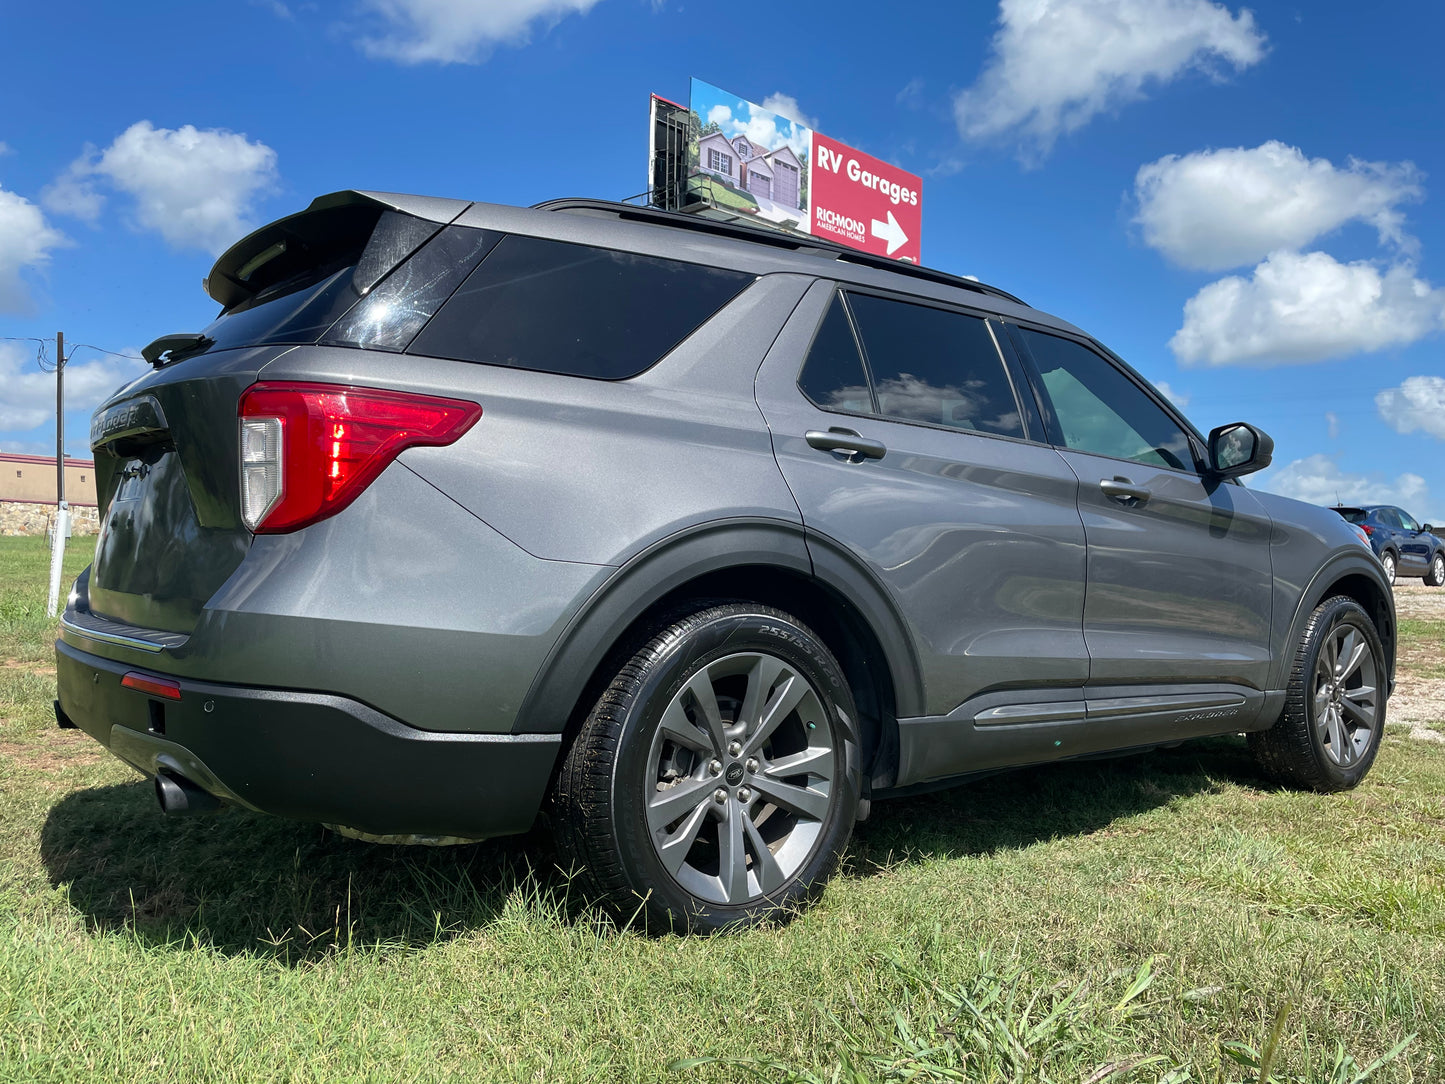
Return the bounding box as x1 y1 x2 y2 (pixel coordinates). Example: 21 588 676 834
1333 505 1445 586
55 191 1396 931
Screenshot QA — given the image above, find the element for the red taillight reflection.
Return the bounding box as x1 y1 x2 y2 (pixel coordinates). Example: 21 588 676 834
1359 524 1375 535
121 672 182 700
238 382 481 534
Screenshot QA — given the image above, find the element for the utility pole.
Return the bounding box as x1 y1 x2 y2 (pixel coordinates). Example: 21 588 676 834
46 332 69 617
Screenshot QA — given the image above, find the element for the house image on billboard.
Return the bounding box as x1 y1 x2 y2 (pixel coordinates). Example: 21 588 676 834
698 131 804 211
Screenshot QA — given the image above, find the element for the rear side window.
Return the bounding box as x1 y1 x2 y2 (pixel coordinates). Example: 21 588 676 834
846 293 1024 438
798 295 873 413
407 235 755 379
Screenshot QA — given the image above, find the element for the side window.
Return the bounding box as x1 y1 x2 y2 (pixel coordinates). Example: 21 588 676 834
1396 509 1418 531
797 295 874 413
408 235 755 379
846 293 1024 438
1018 328 1197 472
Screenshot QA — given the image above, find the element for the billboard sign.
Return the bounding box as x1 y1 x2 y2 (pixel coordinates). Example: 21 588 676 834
684 78 922 262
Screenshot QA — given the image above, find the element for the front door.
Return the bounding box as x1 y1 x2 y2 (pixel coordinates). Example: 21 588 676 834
1009 325 1275 701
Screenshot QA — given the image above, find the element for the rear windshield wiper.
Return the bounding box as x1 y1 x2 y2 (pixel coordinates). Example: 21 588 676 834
141 333 215 368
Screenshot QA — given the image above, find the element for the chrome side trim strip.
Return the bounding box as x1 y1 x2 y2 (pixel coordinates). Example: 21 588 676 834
974 701 1087 726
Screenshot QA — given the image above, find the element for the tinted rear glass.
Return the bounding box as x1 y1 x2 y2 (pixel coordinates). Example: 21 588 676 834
847 293 1023 438
407 235 755 379
1335 508 1367 524
200 211 440 353
798 295 873 413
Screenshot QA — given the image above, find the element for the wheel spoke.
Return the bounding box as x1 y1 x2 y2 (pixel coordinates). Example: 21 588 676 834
657 699 714 755
745 675 813 755
1338 632 1367 681
684 669 729 755
752 774 830 821
1327 710 1348 764
738 655 786 730
764 746 835 781
1321 633 1339 677
742 814 787 895
717 806 748 903
647 774 717 831
1312 684 1332 719
654 801 712 875
1340 694 1375 729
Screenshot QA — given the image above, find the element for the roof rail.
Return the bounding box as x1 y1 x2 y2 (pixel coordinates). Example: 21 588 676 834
531 197 1028 308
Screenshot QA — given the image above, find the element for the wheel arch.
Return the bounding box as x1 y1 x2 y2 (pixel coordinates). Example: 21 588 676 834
1273 552 1396 694
512 518 923 790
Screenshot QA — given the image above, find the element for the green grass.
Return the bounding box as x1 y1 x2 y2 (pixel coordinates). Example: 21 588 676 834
2 536 1443 1082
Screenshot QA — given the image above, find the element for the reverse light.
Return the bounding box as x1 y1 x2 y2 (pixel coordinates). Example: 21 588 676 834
237 382 481 534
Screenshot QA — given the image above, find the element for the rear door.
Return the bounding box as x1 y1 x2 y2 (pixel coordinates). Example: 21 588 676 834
1009 324 1275 701
755 282 1088 735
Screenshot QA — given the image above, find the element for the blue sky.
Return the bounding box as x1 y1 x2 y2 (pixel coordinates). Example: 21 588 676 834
2 0 1443 522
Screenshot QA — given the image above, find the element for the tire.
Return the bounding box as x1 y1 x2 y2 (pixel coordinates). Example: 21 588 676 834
1249 595 1386 792
1380 551 1397 584
1426 552 1445 587
552 603 862 932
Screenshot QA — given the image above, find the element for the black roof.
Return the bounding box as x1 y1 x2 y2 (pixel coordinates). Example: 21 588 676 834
532 197 1029 308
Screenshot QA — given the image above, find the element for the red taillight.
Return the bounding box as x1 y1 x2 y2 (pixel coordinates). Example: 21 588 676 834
1359 524 1375 535
121 672 182 700
237 382 481 534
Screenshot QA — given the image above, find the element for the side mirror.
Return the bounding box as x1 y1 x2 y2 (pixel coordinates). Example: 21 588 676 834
1208 422 1274 478
1425 524 1435 534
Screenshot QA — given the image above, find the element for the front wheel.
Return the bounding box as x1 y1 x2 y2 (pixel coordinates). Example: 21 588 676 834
1426 552 1445 587
1249 595 1386 792
552 603 861 932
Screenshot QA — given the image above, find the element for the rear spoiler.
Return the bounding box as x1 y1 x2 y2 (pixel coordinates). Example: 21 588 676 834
203 190 473 310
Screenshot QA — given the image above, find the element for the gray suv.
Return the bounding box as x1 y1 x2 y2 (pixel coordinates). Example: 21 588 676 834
55 191 1395 931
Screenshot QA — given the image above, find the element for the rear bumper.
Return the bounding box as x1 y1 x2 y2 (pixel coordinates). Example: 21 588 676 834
55 640 561 840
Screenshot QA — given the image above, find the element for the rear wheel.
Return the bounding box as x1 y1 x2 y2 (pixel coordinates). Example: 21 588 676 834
1381 551 1397 584
1426 552 1445 587
1250 595 1385 792
552 603 861 931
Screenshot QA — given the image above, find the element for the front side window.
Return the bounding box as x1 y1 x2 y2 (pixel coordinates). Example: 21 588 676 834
407 234 754 380
847 293 1023 439
1397 508 1420 531
1019 328 1197 472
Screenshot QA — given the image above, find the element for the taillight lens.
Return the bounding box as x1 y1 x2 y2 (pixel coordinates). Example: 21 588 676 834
237 382 481 534
1359 523 1375 535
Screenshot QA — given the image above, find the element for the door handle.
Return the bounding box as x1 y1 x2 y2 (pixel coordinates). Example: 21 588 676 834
805 428 887 462
1099 477 1151 505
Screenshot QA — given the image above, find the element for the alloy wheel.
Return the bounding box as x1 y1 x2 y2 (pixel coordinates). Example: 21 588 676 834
1311 623 1379 768
644 651 838 905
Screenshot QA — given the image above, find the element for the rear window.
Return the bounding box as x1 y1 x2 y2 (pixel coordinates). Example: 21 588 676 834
406 235 755 379
199 210 441 353
1335 508 1367 524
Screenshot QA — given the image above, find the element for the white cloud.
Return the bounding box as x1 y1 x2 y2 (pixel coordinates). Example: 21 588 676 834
45 122 278 254
723 98 812 162
954 0 1266 158
1377 375 1445 440
1134 141 1423 271
0 142 11 157
1325 411 1339 440
1170 250 1445 367
0 341 147 433
760 93 818 131
1257 453 1437 524
706 104 732 129
356 0 602 64
0 186 67 315
1153 380 1190 408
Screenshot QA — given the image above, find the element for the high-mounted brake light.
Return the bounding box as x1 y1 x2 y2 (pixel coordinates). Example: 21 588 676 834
237 382 481 534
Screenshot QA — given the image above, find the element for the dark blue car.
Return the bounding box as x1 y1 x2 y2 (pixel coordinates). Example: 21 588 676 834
1334 505 1445 586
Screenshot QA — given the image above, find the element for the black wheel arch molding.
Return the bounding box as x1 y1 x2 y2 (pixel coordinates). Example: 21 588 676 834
1270 550 1396 696
508 518 925 768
